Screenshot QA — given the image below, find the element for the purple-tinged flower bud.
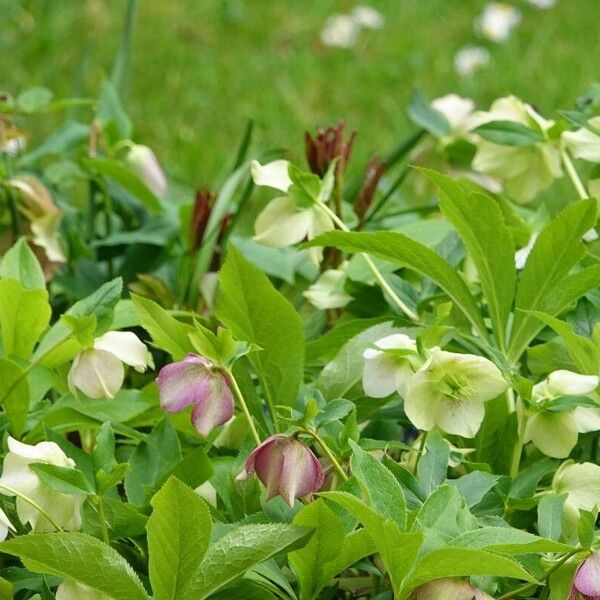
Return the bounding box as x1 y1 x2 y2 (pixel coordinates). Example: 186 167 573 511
353 155 386 227
304 122 356 177
156 354 234 437
409 578 494 600
237 434 325 507
125 144 167 197
571 552 600 600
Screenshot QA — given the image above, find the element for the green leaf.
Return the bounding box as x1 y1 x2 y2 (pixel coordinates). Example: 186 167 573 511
0 237 45 289
148 477 212 600
0 358 29 437
131 294 195 359
16 87 53 113
0 279 51 359
0 532 149 600
82 157 161 213
188 524 311 600
509 199 597 361
448 471 500 507
0 576 12 600
509 458 558 499
407 89 450 137
538 493 567 541
473 120 544 146
216 245 304 409
29 463 95 495
93 422 116 474
307 231 488 340
350 440 406 530
424 169 516 350
417 431 449 496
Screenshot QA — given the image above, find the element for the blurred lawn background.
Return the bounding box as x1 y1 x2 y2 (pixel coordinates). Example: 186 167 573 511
1 0 599 187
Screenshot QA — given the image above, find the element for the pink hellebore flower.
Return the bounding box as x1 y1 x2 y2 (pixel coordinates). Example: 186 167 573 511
571 552 600 600
237 434 325 507
410 578 494 599
156 354 234 437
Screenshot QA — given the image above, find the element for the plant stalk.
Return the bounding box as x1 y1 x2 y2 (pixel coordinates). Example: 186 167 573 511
304 428 348 482
223 367 261 446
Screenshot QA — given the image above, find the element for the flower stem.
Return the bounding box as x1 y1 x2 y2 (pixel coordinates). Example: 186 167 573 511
223 367 261 446
561 148 589 199
413 430 429 475
314 200 420 322
95 495 110 545
497 547 583 600
0 484 63 532
303 428 348 482
509 393 526 479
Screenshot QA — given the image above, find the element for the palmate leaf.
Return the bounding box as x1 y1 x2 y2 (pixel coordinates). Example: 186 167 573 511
307 231 489 340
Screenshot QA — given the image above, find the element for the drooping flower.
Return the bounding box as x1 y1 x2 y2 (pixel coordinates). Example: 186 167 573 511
552 461 600 536
470 96 562 202
404 348 508 437
453 46 490 77
125 144 167 197
475 3 521 43
570 552 600 600
410 578 494 599
68 331 152 400
157 354 234 437
0 437 85 532
351 6 384 29
362 334 420 399
303 264 352 310
320 14 359 48
525 370 600 458
55 581 112 600
237 434 324 507
562 117 600 163
251 160 334 264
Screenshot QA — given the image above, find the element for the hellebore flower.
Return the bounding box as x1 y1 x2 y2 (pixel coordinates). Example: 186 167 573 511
362 334 420 399
320 14 359 48
431 94 476 140
454 46 490 77
303 264 351 310
251 160 334 264
405 347 508 437
475 3 521 43
0 437 85 532
304 122 355 177
157 354 234 437
69 331 152 400
410 578 494 599
552 461 600 537
125 144 167 197
525 370 600 458
563 116 600 163
0 507 14 541
56 581 111 600
237 434 325 507
470 96 562 202
570 552 600 600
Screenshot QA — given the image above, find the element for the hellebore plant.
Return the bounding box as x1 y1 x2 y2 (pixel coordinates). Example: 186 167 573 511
570 552 600 600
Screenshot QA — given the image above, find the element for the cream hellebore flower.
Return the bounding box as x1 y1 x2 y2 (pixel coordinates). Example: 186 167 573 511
405 348 508 438
470 96 562 202
552 461 600 535
562 117 600 163
431 94 476 135
320 14 359 48
0 437 85 531
524 370 600 458
453 46 490 77
303 263 352 310
68 331 152 399
56 581 111 600
475 3 521 43
251 160 334 264
362 334 420 399
527 0 557 8
125 143 167 197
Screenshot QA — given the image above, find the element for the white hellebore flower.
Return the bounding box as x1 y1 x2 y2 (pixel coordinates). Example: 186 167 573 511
303 264 351 310
351 6 384 30
56 581 112 600
431 94 476 135
125 144 167 197
362 334 420 399
320 14 359 48
0 437 85 531
470 96 562 202
475 3 521 43
0 507 14 541
524 370 600 458
453 46 490 77
68 331 152 399
251 160 334 264
405 348 508 438
562 116 600 163
552 461 600 536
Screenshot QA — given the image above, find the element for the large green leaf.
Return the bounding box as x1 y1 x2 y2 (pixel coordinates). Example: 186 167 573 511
509 199 597 361
424 170 516 350
216 245 304 409
0 279 51 359
0 533 149 600
188 524 311 600
0 237 45 289
147 477 212 600
0 358 29 436
307 231 488 340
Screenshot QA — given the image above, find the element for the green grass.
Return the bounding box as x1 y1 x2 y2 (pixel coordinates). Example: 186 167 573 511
2 0 599 187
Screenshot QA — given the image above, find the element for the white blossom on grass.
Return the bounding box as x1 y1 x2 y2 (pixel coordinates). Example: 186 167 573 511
453 46 490 77
475 3 521 42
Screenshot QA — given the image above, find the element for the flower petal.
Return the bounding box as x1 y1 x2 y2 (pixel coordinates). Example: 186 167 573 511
157 354 212 413
250 160 292 192
279 440 324 507
190 375 235 437
94 331 151 372
254 196 312 247
68 349 124 399
524 411 579 458
362 354 402 398
546 370 599 397
574 551 600 595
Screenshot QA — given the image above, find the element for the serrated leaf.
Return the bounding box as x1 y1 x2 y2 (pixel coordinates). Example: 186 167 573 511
29 463 95 495
0 237 45 289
